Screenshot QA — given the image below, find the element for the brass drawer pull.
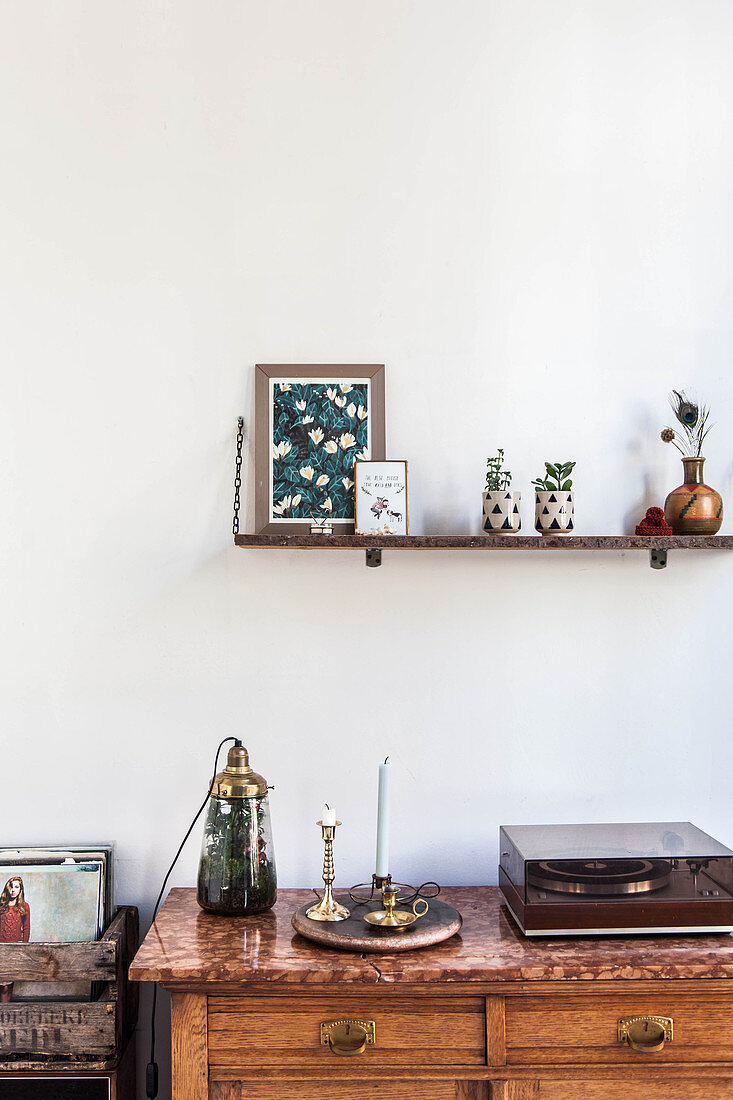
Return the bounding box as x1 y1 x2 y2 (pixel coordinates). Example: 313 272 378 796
618 1015 673 1053
320 1018 376 1056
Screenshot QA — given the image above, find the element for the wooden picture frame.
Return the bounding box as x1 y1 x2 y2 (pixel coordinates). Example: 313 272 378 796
255 364 386 534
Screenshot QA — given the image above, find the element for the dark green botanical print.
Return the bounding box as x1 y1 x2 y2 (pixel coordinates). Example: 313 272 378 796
271 382 370 520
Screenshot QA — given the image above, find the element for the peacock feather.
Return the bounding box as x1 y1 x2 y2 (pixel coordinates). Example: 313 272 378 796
671 390 699 428
662 389 713 457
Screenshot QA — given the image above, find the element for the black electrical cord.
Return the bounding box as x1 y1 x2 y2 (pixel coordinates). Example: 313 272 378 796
146 736 240 1099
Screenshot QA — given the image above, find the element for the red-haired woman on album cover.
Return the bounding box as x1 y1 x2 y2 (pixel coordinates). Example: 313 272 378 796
0 877 30 942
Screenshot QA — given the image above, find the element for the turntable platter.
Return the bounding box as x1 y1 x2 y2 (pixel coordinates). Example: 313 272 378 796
528 858 671 896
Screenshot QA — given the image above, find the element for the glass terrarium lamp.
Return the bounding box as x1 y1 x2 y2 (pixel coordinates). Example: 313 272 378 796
197 742 277 915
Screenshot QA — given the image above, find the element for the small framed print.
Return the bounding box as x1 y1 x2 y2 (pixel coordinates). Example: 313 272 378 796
255 364 386 533
354 460 409 535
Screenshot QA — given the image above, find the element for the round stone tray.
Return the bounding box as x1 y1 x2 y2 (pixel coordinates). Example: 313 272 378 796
292 894 462 953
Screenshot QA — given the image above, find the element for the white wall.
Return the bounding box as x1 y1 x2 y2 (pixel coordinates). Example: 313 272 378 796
2 2 733 1096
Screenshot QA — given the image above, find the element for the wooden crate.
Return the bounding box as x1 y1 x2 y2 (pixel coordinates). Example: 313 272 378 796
0 906 138 1072
0 1034 136 1098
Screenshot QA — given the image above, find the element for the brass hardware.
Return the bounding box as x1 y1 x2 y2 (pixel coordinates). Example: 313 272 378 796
306 821 350 922
618 1015 673 1052
211 744 268 799
363 887 429 931
321 1019 376 1056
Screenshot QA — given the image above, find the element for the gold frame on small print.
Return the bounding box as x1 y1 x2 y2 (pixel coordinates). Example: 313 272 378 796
354 460 409 535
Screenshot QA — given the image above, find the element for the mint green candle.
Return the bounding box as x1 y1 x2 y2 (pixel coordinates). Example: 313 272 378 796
375 758 392 878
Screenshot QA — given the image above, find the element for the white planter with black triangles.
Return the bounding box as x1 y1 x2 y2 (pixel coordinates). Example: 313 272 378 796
483 491 521 533
535 490 574 534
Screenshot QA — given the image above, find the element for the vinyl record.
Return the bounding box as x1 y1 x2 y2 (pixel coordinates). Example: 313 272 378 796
528 858 671 896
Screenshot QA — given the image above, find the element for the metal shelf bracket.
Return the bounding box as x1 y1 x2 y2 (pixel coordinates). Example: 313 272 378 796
650 548 668 570
365 549 382 568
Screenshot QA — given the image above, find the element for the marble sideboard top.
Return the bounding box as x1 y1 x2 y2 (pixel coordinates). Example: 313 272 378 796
129 887 733 986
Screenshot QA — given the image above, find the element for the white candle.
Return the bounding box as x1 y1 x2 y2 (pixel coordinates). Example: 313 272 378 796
322 804 336 826
375 758 391 878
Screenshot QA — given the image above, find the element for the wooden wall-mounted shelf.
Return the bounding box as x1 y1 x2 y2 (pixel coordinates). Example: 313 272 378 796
235 533 733 569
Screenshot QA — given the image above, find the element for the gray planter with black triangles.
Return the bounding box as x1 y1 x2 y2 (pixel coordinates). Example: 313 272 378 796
535 490 574 534
483 491 521 533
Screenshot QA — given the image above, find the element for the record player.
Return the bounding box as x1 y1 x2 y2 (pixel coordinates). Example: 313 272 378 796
499 822 733 936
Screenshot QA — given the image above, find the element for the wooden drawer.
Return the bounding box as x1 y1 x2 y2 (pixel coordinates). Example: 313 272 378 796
208 995 486 1068
209 1083 466 1100
506 993 733 1064
539 1082 733 1100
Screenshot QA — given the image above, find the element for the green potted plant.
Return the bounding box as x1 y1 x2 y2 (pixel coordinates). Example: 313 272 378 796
483 449 521 533
532 461 575 533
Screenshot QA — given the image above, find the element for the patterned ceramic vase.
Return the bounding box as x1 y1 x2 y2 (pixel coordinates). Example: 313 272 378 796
664 457 723 535
483 491 521 533
535 490 574 534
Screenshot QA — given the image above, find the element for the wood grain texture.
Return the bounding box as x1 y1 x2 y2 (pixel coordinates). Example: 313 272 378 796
160 978 733 998
208 994 485 1067
486 997 506 1067
171 993 208 1100
134 891 733 1099
210 1083 456 1100
0 998 116 1057
208 1064 733 1082
0 1037 136 1100
491 1084 539 1099
0 905 135 985
110 1035 136 1100
112 906 139 1048
455 1083 489 1099
0 906 137 1069
506 993 733 1064
539 1083 733 1099
0 940 117 981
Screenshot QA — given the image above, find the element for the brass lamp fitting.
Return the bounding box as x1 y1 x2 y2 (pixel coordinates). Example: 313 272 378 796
211 743 268 799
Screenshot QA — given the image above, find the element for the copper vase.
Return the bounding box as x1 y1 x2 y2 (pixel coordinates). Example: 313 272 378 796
664 457 723 535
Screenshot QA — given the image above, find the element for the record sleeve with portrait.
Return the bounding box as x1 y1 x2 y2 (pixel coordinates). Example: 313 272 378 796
0 851 109 1000
0 861 104 945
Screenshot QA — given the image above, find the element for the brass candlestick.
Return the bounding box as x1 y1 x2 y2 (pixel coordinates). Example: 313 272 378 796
363 887 429 930
306 821 350 922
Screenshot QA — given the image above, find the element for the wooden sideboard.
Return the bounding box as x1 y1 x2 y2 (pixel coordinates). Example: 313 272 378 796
130 887 733 1100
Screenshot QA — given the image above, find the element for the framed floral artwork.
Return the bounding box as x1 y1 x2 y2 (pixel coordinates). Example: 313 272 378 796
354 460 409 535
255 365 386 533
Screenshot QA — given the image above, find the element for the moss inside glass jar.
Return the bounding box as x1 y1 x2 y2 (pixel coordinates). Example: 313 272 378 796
197 743 277 915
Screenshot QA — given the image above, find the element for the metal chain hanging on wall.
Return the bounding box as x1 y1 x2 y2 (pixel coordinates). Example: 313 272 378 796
232 417 244 537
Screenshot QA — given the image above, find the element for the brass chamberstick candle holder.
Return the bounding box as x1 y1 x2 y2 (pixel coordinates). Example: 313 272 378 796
364 887 429 931
306 820 350 922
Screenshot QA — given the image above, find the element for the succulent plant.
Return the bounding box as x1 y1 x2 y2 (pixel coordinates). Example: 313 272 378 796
485 449 512 492
532 461 575 492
